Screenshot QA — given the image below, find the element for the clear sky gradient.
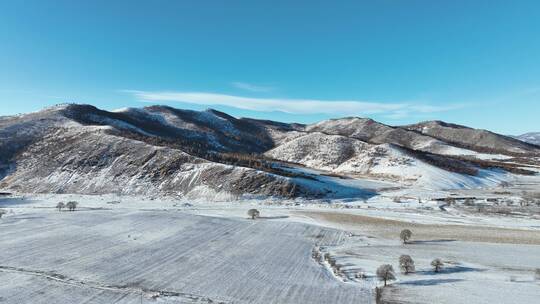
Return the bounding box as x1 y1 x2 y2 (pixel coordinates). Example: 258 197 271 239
0 0 539 134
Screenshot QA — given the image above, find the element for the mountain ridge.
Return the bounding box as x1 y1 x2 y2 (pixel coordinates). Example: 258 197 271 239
0 103 538 199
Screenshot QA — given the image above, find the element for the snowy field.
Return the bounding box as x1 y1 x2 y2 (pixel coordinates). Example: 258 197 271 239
1 193 539 303
301 211 540 304
0 198 370 304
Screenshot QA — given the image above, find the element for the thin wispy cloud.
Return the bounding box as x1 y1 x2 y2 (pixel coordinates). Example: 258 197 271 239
126 90 464 118
231 82 274 92
383 111 410 120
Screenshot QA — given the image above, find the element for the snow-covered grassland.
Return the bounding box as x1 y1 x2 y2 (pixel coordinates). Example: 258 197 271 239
1 184 539 304
0 195 371 304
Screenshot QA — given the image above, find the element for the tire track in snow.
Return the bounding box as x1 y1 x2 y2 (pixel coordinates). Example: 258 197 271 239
0 265 228 303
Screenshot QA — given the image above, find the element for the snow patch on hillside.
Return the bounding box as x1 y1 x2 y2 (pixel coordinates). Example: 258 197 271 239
267 133 510 190
85 113 155 136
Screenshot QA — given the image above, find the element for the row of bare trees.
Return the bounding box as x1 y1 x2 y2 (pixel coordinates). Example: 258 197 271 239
377 256 444 286
376 229 445 286
1 202 79 219
56 201 78 211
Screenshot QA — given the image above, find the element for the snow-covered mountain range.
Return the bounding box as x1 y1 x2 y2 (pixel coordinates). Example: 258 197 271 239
0 104 538 199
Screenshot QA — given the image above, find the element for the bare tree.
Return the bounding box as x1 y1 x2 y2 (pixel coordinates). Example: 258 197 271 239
431 258 444 273
400 229 412 244
399 255 415 274
376 264 395 286
66 201 78 212
56 202 65 211
0 209 6 218
247 209 260 219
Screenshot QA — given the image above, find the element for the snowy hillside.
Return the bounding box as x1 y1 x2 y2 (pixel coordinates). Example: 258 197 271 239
266 133 509 190
515 132 540 145
0 104 538 198
405 120 539 154
0 126 308 199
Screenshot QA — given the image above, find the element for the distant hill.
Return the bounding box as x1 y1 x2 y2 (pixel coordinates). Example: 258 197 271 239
404 120 539 155
515 132 540 146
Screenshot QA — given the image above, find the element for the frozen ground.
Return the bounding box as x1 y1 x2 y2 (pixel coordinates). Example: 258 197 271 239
1 193 539 303
327 236 540 304
0 198 370 304
297 211 540 303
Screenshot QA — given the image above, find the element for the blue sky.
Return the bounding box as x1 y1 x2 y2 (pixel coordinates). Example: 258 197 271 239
0 0 539 134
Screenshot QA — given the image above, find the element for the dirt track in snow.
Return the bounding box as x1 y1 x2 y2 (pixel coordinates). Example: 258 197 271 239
298 211 540 244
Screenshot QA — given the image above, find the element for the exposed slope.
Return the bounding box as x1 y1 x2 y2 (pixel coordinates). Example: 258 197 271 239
405 121 539 155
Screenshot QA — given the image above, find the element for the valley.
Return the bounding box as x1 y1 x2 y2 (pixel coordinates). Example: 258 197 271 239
1 104 539 303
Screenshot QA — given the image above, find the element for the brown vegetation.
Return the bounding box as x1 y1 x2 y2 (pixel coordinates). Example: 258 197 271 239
298 211 540 245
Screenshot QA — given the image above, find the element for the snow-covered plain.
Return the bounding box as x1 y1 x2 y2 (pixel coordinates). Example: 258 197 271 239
1 192 539 304
0 197 371 304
